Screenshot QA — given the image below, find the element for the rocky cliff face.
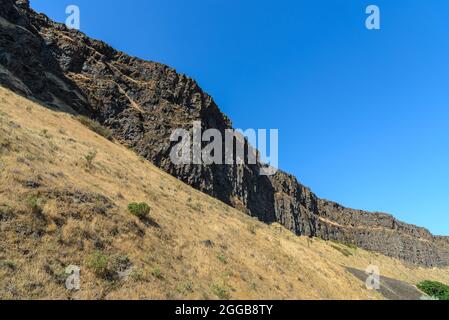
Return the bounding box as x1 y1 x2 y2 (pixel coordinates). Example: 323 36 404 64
1 0 448 267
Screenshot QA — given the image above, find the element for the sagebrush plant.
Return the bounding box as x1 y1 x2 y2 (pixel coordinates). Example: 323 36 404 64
88 250 109 277
0 136 11 151
151 267 163 279
177 281 194 294
217 253 227 264
128 202 151 219
76 115 113 141
211 284 231 300
26 195 44 215
417 280 449 300
247 224 257 235
84 150 97 169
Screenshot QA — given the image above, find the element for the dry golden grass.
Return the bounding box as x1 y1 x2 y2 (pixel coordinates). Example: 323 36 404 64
0 86 448 300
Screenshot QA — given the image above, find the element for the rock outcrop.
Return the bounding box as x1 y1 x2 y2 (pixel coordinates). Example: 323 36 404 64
1 0 448 266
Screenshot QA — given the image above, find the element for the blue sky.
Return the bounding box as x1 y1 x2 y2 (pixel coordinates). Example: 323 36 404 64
31 0 449 235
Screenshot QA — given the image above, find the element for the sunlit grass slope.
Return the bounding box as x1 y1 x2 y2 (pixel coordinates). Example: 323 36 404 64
0 86 448 300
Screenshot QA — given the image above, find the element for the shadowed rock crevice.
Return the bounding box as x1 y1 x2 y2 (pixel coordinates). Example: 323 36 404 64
1 0 448 267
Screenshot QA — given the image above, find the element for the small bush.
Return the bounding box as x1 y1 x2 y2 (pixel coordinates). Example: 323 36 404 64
211 284 231 300
247 224 257 235
177 281 194 294
0 260 17 272
217 253 227 264
88 250 109 277
0 137 11 151
189 202 203 212
40 129 52 139
84 150 97 169
151 267 163 279
128 202 151 219
130 269 147 282
26 195 44 215
76 115 113 141
417 280 449 300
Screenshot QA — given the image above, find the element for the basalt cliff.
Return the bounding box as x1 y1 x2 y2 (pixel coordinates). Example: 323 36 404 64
1 0 448 267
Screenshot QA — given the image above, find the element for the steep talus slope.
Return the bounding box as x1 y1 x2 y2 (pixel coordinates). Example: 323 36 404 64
0 0 448 267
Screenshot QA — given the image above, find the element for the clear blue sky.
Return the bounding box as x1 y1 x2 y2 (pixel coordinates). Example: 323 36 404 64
31 0 449 235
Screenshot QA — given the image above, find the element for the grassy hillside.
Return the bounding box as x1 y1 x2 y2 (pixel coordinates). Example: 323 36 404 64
0 86 448 300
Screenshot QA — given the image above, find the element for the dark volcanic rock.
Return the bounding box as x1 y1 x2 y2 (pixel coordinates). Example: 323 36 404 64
0 0 90 114
1 0 448 267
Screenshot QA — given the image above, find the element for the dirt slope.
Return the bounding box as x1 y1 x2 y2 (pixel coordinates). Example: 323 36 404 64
1 87 448 300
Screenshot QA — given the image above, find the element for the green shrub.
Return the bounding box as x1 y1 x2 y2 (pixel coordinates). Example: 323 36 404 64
128 202 151 219
130 269 147 282
84 150 97 169
247 224 257 235
40 129 52 139
217 253 227 264
76 115 113 141
88 250 109 277
177 281 194 294
211 284 231 300
26 195 44 215
417 280 449 300
151 267 163 279
0 137 12 151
